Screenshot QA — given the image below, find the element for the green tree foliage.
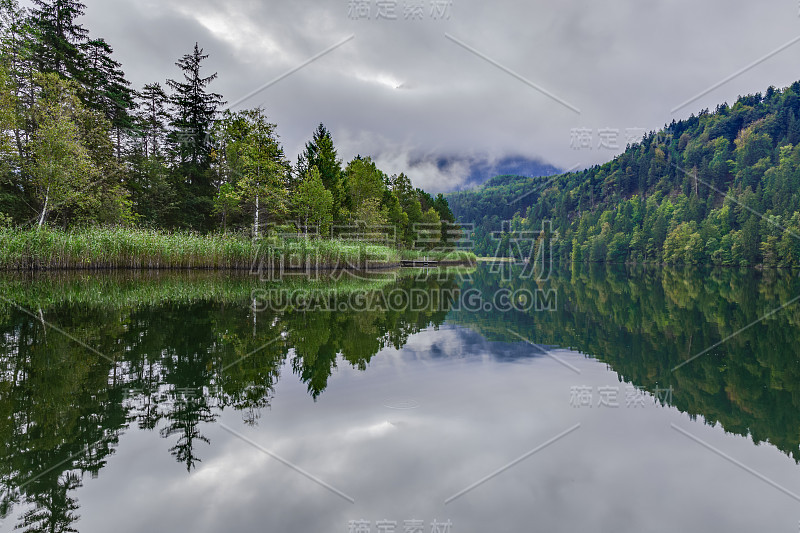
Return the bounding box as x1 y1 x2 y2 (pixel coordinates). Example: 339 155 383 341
0 0 456 245
0 270 460 525
29 0 88 79
296 123 345 221
447 82 800 266
418 207 441 250
81 37 135 158
294 165 333 235
127 83 176 226
391 172 422 246
0 61 15 166
29 73 97 226
450 263 800 462
3 265 800 529
29 73 131 226
213 108 290 236
166 42 224 230
344 155 386 223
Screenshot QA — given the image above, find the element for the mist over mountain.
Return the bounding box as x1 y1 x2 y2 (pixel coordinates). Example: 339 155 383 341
396 153 561 192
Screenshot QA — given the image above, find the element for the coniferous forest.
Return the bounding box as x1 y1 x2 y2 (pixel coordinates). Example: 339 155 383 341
448 83 800 267
0 0 456 253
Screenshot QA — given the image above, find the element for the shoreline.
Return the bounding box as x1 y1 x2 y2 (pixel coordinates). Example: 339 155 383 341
1 260 475 272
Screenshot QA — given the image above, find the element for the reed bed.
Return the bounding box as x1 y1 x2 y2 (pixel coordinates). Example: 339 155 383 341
0 227 407 271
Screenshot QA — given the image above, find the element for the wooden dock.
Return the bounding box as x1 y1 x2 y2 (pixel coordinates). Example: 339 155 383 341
400 259 439 267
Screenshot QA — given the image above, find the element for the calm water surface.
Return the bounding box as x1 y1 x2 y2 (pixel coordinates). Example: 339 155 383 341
1 264 799 532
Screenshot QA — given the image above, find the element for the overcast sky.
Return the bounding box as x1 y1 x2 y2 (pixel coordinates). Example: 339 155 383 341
45 0 800 191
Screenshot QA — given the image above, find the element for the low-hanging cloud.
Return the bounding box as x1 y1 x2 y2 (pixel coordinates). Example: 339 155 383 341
71 0 800 191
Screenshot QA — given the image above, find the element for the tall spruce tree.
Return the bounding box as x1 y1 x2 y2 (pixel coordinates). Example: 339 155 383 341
297 123 344 223
82 38 135 159
127 82 175 226
29 0 88 80
166 43 224 229
136 82 169 158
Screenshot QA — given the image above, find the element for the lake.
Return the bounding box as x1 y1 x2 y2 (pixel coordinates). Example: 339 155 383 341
0 264 799 532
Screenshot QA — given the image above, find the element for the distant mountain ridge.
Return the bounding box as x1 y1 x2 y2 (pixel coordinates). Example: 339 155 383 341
406 154 561 191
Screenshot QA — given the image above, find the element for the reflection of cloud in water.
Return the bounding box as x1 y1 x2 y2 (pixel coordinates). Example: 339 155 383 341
71 321 800 533
343 420 397 442
379 325 555 365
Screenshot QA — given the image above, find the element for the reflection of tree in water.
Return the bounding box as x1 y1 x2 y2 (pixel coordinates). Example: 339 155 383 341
1 265 799 527
285 274 458 398
0 305 125 532
0 270 463 527
452 263 800 462
160 394 214 471
13 472 81 533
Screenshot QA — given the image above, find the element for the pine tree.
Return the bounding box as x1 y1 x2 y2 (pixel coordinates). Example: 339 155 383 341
297 123 344 221
29 0 88 79
433 193 455 222
136 82 169 158
165 43 224 229
166 43 223 170
82 37 135 159
392 172 422 246
127 82 175 226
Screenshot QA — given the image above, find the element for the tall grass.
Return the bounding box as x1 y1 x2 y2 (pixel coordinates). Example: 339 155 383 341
0 227 408 271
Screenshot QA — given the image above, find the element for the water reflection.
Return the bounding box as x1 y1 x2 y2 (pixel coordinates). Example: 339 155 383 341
0 270 462 530
0 264 798 531
452 263 800 462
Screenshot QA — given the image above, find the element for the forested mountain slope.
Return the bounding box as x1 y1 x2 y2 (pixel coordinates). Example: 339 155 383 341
448 83 800 266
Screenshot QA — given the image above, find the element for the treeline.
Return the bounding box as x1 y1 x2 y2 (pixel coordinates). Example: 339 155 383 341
0 0 455 247
448 81 800 266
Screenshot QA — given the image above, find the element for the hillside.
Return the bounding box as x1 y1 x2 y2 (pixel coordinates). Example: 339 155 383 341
447 82 800 266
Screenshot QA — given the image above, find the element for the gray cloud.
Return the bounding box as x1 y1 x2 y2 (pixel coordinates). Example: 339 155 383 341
68 0 800 191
